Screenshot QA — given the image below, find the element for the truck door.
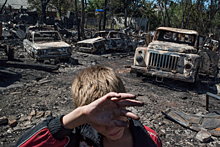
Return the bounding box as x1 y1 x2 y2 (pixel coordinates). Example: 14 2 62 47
198 37 219 76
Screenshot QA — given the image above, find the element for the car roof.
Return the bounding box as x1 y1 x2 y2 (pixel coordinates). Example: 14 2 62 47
95 30 123 34
30 30 59 35
157 27 198 35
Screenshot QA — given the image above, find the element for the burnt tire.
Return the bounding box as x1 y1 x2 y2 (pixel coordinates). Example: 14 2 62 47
8 48 14 61
97 46 105 54
127 46 133 52
136 72 143 77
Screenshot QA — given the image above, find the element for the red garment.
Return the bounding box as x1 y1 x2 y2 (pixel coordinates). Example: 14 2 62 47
16 116 162 147
144 126 162 147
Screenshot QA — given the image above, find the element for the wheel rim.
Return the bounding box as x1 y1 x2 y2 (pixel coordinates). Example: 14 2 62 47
99 47 105 54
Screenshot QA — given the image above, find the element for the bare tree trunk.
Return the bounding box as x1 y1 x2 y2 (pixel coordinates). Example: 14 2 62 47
81 0 85 39
148 17 150 32
0 0 7 14
75 0 80 41
138 18 143 35
164 1 171 27
41 0 50 23
199 0 206 33
214 2 219 35
185 0 192 29
208 0 213 33
158 1 165 26
108 0 114 29
99 14 102 31
124 0 128 28
181 0 184 28
58 8 62 18
103 0 107 30
144 16 148 32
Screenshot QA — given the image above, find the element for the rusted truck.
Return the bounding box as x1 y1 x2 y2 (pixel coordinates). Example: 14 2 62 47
23 25 73 61
75 30 137 54
131 27 219 83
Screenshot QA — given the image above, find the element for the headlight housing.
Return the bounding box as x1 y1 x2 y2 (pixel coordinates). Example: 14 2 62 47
184 63 192 71
136 56 143 63
134 49 146 66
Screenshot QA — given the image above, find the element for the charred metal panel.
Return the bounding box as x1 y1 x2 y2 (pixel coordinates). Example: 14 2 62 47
162 108 220 136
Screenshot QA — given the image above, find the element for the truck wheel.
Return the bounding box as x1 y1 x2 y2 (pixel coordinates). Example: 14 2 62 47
194 68 199 83
97 46 105 54
136 72 143 77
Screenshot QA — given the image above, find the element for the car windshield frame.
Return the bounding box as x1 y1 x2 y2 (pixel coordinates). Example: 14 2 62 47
33 31 62 43
154 30 197 46
93 32 109 38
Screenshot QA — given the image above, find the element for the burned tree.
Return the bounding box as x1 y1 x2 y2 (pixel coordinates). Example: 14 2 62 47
81 0 85 39
0 0 7 14
41 0 50 23
103 0 107 30
75 0 80 41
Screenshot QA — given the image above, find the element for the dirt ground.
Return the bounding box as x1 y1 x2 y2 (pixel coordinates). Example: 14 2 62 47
0 44 220 147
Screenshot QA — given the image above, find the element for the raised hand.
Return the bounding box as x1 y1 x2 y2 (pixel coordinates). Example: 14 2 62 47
83 92 144 127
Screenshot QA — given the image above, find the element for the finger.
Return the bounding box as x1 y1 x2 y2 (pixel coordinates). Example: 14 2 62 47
105 92 121 100
120 109 140 120
112 109 140 120
109 119 128 127
117 93 136 100
117 99 144 107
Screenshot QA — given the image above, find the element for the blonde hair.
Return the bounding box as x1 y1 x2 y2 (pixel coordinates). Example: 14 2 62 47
71 65 125 108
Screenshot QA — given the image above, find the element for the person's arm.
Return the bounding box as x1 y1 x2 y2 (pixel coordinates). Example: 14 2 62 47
62 92 144 129
16 92 143 147
15 116 71 147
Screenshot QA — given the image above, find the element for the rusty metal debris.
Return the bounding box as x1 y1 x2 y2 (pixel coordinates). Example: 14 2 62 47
75 30 137 54
196 129 212 142
131 27 220 83
162 108 220 136
206 92 220 113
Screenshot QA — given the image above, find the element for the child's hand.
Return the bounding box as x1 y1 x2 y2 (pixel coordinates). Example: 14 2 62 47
83 92 144 127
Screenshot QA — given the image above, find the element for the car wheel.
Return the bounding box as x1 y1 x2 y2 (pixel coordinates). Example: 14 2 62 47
127 46 133 52
7 47 14 61
97 46 105 54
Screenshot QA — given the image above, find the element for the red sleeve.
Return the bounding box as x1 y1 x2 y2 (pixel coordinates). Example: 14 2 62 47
144 126 162 147
19 128 69 147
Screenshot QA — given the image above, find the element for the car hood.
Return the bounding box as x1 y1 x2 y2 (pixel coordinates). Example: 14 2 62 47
148 41 197 54
34 41 71 49
77 37 105 44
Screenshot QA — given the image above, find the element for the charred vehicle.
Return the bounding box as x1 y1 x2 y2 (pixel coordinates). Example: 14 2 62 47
131 27 219 83
23 26 72 60
75 31 137 54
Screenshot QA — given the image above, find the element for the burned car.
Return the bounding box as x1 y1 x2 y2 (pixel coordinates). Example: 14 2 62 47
23 26 72 60
75 31 137 54
131 27 219 83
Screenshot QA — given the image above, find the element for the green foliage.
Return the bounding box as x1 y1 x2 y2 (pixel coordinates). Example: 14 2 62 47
27 0 220 36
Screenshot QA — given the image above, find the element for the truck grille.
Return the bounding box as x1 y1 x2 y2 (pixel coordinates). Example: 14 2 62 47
148 52 179 71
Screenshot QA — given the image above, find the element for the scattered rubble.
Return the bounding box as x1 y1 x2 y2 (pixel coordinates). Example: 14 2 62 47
1 50 220 146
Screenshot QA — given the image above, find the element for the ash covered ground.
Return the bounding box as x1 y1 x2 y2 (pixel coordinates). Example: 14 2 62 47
0 41 220 147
